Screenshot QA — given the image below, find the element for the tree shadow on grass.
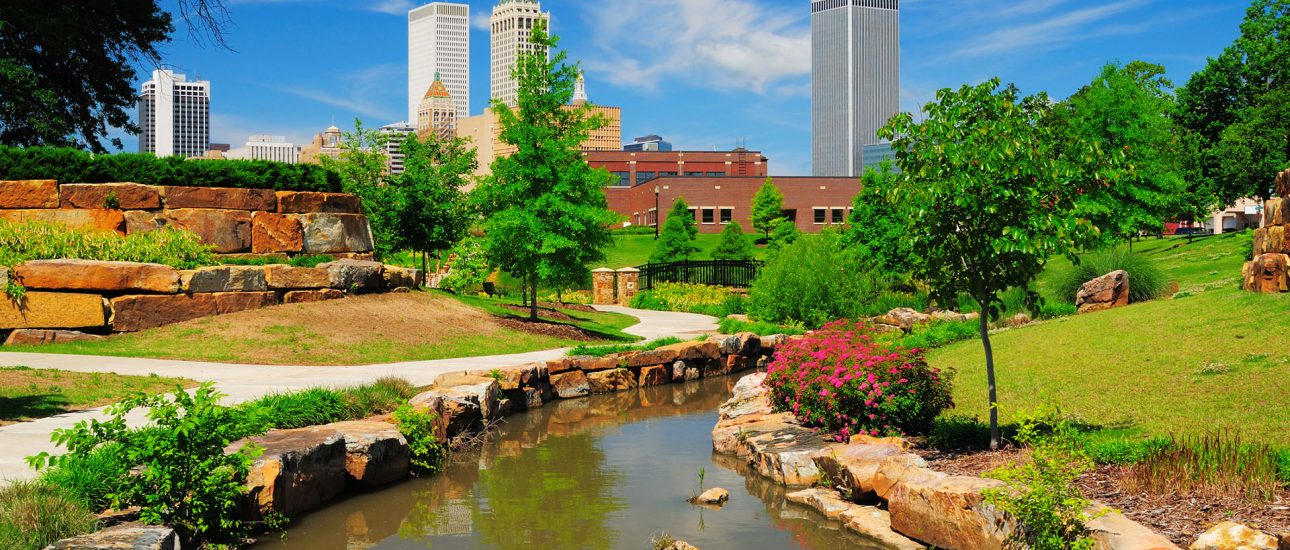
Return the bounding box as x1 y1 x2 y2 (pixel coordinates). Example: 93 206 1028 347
0 393 73 423
927 414 1119 452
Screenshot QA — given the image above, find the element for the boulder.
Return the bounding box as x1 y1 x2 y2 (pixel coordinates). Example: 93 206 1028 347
785 487 852 518
228 426 347 519
382 266 422 289
0 179 58 208
1076 269 1131 313
433 378 502 422
264 265 331 289
1243 254 1290 293
742 423 831 487
1190 522 1278 550
300 213 375 254
283 289 346 304
838 506 926 550
812 438 909 498
587 368 637 393
125 208 252 253
657 340 721 361
718 372 772 420
692 487 729 505
406 391 456 441
325 420 410 487
567 355 621 373
1254 226 1286 255
886 475 1013 550
0 292 109 329
717 332 762 356
0 208 124 234
44 523 180 550
161 185 277 211
320 259 385 290
1279 169 1290 197
276 191 363 214
4 329 104 346
1266 198 1285 227
15 259 180 293
251 211 304 254
551 370 591 399
109 292 277 332
872 453 945 501
879 308 933 330
1085 505 1181 550
624 347 681 368
639 365 670 386
181 265 268 293
932 310 980 323
59 183 160 210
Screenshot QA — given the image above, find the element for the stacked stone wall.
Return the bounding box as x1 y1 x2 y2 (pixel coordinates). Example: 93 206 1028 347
1244 169 1290 292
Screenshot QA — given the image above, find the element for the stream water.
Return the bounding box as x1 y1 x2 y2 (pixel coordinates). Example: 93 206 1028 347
257 377 893 550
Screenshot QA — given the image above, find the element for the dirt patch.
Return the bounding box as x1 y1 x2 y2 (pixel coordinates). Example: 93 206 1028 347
499 304 578 322
495 317 599 342
537 301 596 313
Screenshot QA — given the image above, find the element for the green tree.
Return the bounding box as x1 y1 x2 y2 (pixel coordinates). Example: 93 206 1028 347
473 21 616 321
880 79 1106 450
711 221 753 260
766 217 800 255
1211 87 1290 201
844 160 913 274
391 131 477 272
319 120 399 258
751 177 786 239
650 196 699 263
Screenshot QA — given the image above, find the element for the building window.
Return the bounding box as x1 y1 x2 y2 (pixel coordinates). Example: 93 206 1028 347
610 171 629 187
719 208 733 224
658 171 677 178
701 208 716 224
648 208 658 226
637 171 657 183
832 208 846 224
706 171 725 177
813 208 827 225
684 171 704 176
688 207 698 222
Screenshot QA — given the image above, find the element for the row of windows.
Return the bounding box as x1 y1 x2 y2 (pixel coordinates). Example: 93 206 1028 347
811 0 898 12
813 207 852 225
638 207 737 227
606 171 733 187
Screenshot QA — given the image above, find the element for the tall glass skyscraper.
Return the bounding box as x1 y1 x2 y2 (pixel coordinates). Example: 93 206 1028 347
811 0 900 177
408 2 470 121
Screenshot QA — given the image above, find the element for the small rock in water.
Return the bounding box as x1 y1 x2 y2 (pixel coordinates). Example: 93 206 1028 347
690 487 729 506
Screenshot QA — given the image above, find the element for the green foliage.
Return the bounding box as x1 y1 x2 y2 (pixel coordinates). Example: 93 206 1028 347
239 378 415 432
1211 87 1290 201
37 443 129 512
845 161 913 275
650 196 700 263
0 220 217 270
0 481 97 550
1054 248 1166 304
982 408 1098 550
614 225 657 235
438 235 492 294
388 132 478 266
393 405 447 475
887 319 979 351
717 316 806 336
221 254 335 268
0 146 342 191
1126 432 1282 502
750 177 786 238
1035 301 1078 319
711 221 754 260
765 217 800 255
567 337 682 358
473 22 616 321
629 282 741 316
747 231 878 327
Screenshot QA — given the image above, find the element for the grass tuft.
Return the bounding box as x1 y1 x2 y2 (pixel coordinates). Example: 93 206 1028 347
0 481 97 550
1054 247 1167 304
568 337 683 358
1124 431 1282 502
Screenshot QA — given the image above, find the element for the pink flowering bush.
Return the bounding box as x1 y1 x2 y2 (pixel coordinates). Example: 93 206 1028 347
764 319 953 440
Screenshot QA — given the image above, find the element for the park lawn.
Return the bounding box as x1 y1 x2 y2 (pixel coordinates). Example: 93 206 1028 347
0 366 196 424
600 232 770 269
445 292 641 342
18 291 639 366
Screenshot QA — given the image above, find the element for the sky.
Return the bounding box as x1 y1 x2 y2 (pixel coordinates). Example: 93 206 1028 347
130 0 1252 176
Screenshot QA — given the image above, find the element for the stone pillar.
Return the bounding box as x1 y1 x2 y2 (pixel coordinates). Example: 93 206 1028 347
616 268 640 306
592 268 616 305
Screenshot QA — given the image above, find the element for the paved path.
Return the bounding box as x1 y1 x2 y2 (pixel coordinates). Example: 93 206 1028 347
0 306 717 482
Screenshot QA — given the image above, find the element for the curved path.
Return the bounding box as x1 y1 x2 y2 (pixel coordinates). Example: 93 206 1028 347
0 306 717 482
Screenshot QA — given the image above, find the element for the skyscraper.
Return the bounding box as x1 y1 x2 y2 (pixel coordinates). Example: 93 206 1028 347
138 69 210 158
811 0 899 177
417 72 458 141
490 0 550 108
408 2 470 121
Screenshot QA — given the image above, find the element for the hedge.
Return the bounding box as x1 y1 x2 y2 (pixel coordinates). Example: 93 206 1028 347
0 146 342 192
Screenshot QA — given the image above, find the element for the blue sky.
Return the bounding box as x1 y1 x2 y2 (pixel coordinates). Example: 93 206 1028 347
134 0 1250 175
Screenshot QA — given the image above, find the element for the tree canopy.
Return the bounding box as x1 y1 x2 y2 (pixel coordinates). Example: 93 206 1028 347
390 131 478 270
711 221 754 261
844 160 913 275
751 177 786 238
650 196 699 263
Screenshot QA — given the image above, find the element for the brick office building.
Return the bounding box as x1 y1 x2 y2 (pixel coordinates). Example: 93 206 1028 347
584 149 769 188
603 176 862 234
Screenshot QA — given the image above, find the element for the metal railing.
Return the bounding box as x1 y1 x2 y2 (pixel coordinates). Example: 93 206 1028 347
636 260 763 289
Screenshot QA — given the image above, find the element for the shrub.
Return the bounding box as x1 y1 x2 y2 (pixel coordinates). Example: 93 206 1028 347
0 221 218 271
886 319 978 350
0 481 97 550
749 231 882 327
613 225 657 235
438 236 491 295
393 405 447 475
241 388 347 431
710 221 754 260
860 289 929 317
717 316 806 336
37 443 129 512
568 337 682 358
339 376 416 419
1035 301 1077 319
764 320 953 439
1055 248 1166 304
630 282 738 315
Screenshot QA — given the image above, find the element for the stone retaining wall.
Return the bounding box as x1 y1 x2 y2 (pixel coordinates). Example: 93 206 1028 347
1244 169 1290 293
0 180 373 255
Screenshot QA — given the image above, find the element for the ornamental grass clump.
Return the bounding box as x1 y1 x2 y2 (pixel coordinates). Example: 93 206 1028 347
763 319 953 440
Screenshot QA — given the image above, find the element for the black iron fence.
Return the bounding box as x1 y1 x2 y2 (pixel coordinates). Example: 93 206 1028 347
636 260 764 289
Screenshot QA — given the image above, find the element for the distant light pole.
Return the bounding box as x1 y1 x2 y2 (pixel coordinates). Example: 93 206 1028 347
654 184 661 240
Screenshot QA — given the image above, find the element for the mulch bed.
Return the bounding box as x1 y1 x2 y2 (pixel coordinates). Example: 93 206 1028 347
495 317 599 342
500 304 579 322
914 447 1290 545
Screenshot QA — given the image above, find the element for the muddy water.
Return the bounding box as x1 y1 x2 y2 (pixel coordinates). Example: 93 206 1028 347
257 377 893 550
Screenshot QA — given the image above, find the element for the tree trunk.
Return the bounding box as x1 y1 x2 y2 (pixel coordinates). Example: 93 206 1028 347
978 302 1000 450
529 274 539 321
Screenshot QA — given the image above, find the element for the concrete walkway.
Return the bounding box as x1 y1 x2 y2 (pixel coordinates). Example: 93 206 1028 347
0 305 717 482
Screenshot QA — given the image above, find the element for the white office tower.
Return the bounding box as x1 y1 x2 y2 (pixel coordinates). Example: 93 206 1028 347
380 122 417 175
811 0 899 177
245 135 298 164
490 0 550 108
408 2 470 121
138 69 210 157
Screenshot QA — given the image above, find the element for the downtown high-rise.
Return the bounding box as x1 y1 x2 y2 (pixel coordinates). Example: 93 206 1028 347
408 2 470 121
138 69 210 158
490 0 550 108
811 0 900 177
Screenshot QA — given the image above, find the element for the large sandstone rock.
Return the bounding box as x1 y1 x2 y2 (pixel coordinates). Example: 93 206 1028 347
1254 226 1286 255
551 370 591 399
639 365 670 386
742 423 830 486
59 183 160 210
320 259 385 290
181 265 268 293
838 506 926 550
567 355 621 373
1190 521 1278 550
110 292 277 332
1243 254 1290 293
657 340 721 361
1279 169 1290 197
0 208 125 234
812 438 908 498
1085 505 1181 550
4 329 104 346
587 368 637 393
0 292 109 329
264 265 330 289
161 185 276 211
125 208 252 253
382 266 422 289
14 260 180 293
229 426 347 519
45 523 180 550
877 307 933 331
276 191 363 213
886 474 1013 550
1265 199 1285 227
717 372 773 421
283 289 346 304
624 347 681 368
432 377 502 422
0 180 58 208
300 213 374 254
1076 269 1131 313
872 454 944 500
716 332 762 356
325 420 410 487
251 211 304 254
785 487 852 518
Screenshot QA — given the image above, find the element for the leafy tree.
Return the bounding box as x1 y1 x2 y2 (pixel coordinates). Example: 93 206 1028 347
473 22 617 321
1211 87 1290 201
747 230 878 327
650 196 700 263
880 79 1107 450
391 131 477 272
751 177 786 238
711 221 754 260
844 160 913 274
319 120 399 258
766 217 800 255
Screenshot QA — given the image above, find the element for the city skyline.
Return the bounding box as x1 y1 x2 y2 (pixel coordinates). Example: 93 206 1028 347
408 2 471 121
117 0 1248 176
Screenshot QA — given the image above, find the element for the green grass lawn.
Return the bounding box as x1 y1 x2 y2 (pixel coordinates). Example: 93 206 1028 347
445 292 641 342
930 232 1290 446
0 366 196 423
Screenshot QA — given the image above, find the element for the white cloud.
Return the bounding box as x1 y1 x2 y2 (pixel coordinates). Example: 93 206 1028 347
952 0 1147 58
369 0 415 16
580 0 810 95
257 63 403 123
471 10 491 31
